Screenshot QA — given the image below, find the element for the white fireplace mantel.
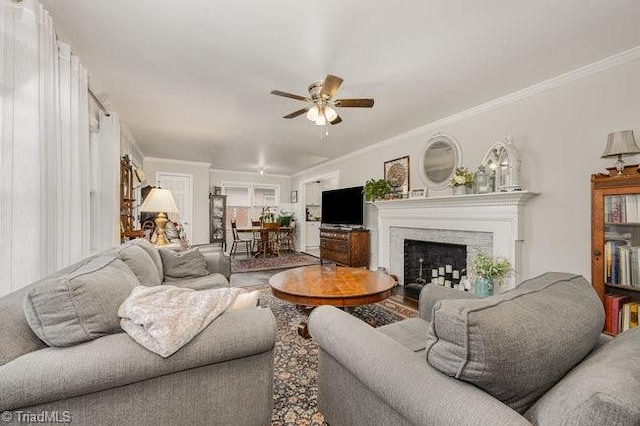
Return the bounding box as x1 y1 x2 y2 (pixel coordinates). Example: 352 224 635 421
374 191 538 289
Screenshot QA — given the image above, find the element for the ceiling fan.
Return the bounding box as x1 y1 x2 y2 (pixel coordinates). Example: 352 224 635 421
270 74 374 126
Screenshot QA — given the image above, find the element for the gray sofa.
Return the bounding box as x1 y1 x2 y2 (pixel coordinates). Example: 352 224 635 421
0 238 276 426
309 272 640 426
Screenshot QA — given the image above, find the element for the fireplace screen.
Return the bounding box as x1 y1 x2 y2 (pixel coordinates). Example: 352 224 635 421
403 239 467 299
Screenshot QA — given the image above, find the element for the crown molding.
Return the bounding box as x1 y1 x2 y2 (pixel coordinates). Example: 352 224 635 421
145 157 211 168
293 45 640 178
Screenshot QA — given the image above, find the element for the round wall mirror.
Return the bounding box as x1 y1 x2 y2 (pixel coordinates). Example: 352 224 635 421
420 133 462 189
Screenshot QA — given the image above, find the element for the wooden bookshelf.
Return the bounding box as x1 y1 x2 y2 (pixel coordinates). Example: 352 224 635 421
591 165 640 335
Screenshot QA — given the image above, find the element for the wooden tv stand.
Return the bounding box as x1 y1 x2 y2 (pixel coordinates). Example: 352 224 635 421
319 228 370 268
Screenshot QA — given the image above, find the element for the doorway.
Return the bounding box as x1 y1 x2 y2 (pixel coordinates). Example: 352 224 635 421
155 172 194 244
300 171 339 255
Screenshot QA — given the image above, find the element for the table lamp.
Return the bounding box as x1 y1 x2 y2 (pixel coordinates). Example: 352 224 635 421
601 130 640 175
139 188 179 246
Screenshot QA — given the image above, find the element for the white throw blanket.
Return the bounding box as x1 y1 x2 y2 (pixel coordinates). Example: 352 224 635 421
119 285 241 357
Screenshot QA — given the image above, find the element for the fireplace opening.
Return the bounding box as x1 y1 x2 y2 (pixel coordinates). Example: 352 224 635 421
404 239 467 300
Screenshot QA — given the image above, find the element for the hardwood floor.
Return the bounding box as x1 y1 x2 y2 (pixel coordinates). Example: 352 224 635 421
390 285 419 310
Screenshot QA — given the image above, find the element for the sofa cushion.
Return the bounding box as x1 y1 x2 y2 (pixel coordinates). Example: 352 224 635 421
164 274 229 290
524 326 640 425
133 238 164 282
425 272 605 413
116 244 161 287
378 318 430 352
23 256 139 347
159 248 209 281
0 283 47 366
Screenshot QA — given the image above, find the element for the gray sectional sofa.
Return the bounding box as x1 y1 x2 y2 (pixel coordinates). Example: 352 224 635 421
0 239 276 426
309 272 640 426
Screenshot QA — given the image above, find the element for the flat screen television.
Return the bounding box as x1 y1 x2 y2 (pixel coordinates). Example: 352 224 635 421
321 186 364 227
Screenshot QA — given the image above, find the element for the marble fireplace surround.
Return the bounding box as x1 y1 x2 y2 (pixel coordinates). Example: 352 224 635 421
374 192 537 290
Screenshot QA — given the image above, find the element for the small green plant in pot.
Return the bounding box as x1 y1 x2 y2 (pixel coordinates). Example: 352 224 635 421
363 179 391 202
470 250 512 296
278 210 294 226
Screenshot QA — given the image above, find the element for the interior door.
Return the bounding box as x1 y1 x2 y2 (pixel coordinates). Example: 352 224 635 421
156 172 194 244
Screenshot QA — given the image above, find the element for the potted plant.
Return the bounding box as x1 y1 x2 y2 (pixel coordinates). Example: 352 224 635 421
259 206 276 223
470 250 512 296
363 179 392 202
450 167 474 195
278 210 294 227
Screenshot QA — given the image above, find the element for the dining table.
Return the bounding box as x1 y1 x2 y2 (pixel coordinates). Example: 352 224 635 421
236 225 294 257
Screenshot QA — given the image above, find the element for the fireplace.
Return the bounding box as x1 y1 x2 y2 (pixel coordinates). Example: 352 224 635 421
404 240 467 299
373 192 537 291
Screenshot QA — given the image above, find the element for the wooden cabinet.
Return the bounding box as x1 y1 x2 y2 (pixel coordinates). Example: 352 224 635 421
591 165 640 335
209 194 227 249
320 228 370 268
120 156 143 241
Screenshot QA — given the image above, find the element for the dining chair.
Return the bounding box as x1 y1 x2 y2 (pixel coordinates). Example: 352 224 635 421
251 220 262 252
262 222 280 257
230 219 253 257
280 226 296 252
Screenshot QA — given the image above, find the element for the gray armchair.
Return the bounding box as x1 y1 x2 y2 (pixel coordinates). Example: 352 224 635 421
309 273 640 426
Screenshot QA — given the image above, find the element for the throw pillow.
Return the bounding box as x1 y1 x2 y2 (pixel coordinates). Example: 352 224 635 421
23 256 139 347
525 327 640 425
115 244 162 287
134 238 164 282
159 248 209 281
425 272 605 414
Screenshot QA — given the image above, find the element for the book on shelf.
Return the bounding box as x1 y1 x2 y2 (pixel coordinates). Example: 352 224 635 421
604 294 633 335
605 194 640 223
602 239 640 287
629 302 639 329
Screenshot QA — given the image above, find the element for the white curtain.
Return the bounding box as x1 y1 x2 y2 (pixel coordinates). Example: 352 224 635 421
0 1 42 296
97 112 122 250
0 1 92 296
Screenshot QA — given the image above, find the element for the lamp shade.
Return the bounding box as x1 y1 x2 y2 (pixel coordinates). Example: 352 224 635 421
601 130 640 158
139 188 179 213
306 106 319 121
324 106 338 122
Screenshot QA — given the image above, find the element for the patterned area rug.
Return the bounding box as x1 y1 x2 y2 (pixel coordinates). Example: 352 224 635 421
247 285 418 425
231 252 320 273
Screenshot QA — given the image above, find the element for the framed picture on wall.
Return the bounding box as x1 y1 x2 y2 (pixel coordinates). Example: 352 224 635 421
409 188 427 199
291 190 298 203
384 155 410 193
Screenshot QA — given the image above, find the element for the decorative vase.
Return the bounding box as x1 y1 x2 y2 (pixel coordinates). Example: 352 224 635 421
474 276 493 297
453 185 467 196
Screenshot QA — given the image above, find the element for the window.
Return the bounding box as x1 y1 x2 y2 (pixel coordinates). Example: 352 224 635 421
221 182 279 227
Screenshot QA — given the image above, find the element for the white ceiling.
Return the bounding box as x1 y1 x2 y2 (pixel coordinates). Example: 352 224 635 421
41 0 640 175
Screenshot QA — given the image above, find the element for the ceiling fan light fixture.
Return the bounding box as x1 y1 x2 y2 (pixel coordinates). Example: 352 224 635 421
324 106 338 122
306 106 319 121
315 114 327 126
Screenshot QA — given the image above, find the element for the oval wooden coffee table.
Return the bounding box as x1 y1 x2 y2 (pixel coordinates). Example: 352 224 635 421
269 265 397 337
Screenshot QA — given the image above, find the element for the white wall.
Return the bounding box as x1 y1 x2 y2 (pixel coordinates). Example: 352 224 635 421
292 54 640 282
144 158 211 245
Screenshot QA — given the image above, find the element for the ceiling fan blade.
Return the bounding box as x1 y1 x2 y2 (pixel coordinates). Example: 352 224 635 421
283 107 310 119
270 90 309 101
320 74 343 98
336 98 375 108
330 115 342 125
